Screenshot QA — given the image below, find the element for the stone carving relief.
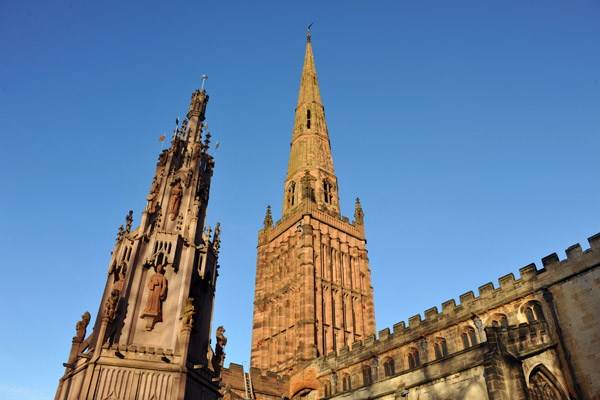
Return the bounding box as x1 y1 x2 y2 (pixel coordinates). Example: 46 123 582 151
211 326 227 378
147 178 161 213
140 264 168 331
76 312 91 340
180 298 195 328
105 289 120 320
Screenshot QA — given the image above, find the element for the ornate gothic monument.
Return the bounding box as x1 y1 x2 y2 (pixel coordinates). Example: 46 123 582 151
249 27 376 377
55 86 227 400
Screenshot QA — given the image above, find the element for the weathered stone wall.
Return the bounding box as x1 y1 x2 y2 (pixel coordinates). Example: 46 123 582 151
296 233 600 399
543 238 600 399
252 200 375 376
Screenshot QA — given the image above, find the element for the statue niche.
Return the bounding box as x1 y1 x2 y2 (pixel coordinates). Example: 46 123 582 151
140 264 168 331
169 182 183 221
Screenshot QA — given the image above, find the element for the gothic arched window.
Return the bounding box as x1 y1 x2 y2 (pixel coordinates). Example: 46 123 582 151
523 301 546 323
434 338 448 359
362 365 372 386
462 327 477 349
323 180 332 203
287 183 296 208
490 314 509 329
383 358 395 377
342 374 351 392
323 380 331 398
529 365 568 400
407 348 420 369
307 109 311 129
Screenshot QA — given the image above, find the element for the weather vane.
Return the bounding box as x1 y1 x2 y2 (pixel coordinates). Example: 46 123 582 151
307 23 313 41
201 74 208 90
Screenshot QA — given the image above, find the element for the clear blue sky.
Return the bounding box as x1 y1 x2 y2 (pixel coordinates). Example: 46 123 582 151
1 1 599 398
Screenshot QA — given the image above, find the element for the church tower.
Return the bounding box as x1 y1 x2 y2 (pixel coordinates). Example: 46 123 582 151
56 85 227 400
250 30 376 376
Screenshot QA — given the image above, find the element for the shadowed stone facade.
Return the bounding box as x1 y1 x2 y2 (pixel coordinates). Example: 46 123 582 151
221 30 600 400
55 86 227 400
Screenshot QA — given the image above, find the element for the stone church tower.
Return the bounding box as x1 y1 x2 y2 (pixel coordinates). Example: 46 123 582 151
56 86 227 400
250 29 376 376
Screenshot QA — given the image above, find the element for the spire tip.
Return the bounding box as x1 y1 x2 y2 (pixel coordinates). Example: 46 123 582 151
307 23 313 42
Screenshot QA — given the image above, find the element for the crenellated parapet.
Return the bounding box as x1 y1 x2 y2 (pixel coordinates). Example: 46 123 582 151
303 232 600 389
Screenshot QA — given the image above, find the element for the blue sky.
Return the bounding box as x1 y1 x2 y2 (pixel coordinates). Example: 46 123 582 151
1 1 599 398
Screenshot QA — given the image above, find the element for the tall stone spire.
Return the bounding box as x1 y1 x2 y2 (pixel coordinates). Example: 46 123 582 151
284 27 339 218
296 26 322 109
251 30 375 378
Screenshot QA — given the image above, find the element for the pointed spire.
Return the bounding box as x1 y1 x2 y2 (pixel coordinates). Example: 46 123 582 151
354 197 364 225
284 29 339 217
297 26 322 108
263 206 273 230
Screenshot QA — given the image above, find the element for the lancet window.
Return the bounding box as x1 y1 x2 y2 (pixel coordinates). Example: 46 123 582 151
407 348 420 369
490 313 509 328
342 374 351 392
361 365 373 386
523 301 546 323
434 338 448 359
287 183 296 208
323 380 331 398
462 327 478 349
323 180 332 203
383 358 395 377
307 109 311 129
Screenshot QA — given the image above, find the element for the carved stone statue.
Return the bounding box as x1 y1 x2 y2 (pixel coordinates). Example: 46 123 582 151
141 264 168 330
145 264 168 314
105 289 120 320
147 180 160 213
169 182 183 221
211 326 228 377
75 312 91 340
114 271 125 292
180 297 195 327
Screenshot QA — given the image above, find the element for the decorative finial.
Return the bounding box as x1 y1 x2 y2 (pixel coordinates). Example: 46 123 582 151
212 222 222 254
307 23 313 42
116 224 124 241
204 131 211 150
125 210 133 233
264 205 273 230
354 197 364 225
201 74 208 90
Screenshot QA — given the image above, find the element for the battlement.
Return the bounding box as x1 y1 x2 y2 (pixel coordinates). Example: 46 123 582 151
309 232 599 367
